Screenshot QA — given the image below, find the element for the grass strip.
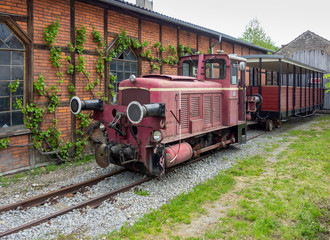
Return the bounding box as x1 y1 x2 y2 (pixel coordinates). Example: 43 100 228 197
202 116 330 240
106 116 329 240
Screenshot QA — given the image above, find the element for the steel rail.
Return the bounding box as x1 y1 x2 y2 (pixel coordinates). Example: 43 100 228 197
0 169 126 213
246 132 268 141
0 176 154 238
0 131 268 238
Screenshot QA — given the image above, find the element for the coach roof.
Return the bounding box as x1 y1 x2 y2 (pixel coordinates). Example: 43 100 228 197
242 55 326 74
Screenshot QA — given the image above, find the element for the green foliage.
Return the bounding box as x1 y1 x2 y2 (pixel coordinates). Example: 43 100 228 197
0 137 10 149
43 17 60 46
50 46 62 68
135 189 150 196
33 74 47 95
76 55 86 73
4 19 101 163
68 42 75 53
67 63 74 75
8 79 20 93
325 74 330 93
240 18 278 52
75 25 86 54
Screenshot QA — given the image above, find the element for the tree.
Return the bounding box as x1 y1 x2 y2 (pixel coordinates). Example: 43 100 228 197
240 18 278 52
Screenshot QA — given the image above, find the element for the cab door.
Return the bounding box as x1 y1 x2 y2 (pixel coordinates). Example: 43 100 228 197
229 60 239 125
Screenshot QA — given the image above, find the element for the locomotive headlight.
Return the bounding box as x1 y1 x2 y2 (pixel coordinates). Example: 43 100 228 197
99 123 106 132
129 75 136 83
153 130 163 142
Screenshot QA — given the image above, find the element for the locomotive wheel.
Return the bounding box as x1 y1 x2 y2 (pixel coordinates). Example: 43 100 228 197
95 144 109 168
266 120 274 131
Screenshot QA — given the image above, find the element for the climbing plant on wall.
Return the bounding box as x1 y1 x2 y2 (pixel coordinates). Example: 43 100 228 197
0 19 200 160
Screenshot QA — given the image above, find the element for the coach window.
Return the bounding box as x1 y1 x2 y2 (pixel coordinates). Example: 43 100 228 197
109 48 137 100
0 23 26 128
205 59 226 79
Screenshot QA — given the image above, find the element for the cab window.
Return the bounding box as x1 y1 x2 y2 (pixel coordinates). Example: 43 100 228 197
205 59 226 79
230 61 238 85
182 59 198 77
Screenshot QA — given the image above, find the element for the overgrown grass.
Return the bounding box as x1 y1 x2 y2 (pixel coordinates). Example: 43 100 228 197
104 116 329 240
202 116 330 240
108 172 237 239
0 155 94 187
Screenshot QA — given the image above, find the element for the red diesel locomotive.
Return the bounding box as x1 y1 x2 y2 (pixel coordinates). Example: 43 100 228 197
70 53 258 176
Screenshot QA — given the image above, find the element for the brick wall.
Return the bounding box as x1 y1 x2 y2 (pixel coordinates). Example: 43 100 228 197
0 0 27 16
161 26 177 75
108 10 139 39
141 20 160 75
180 30 197 50
198 35 210 54
0 0 265 174
34 0 70 46
76 2 104 52
222 41 233 54
0 135 29 173
242 47 250 56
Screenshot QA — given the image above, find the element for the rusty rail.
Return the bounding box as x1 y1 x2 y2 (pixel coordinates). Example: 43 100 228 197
0 176 154 238
0 169 126 213
0 131 269 238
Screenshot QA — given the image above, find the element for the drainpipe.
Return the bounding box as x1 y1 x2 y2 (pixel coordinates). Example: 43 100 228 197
211 34 222 53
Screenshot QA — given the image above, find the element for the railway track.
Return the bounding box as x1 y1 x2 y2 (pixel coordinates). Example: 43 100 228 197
0 130 266 238
0 169 126 213
0 175 154 238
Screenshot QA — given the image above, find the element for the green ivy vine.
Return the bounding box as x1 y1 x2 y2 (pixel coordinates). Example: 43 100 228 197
0 18 202 161
0 137 10 149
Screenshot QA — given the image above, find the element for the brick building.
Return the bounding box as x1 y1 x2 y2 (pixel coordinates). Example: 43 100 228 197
0 0 270 174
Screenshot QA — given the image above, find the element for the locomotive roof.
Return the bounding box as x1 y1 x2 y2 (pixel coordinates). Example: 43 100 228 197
93 0 273 54
242 55 326 74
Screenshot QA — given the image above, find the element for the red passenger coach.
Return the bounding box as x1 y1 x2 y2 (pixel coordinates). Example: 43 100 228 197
70 53 251 176
243 55 325 130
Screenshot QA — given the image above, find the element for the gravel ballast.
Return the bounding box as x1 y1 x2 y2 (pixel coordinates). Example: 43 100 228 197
0 116 320 239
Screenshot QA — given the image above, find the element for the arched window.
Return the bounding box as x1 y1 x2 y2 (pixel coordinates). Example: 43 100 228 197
109 48 138 101
0 23 25 128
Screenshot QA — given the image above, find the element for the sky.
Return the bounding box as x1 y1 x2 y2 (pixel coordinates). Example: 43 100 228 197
124 0 330 47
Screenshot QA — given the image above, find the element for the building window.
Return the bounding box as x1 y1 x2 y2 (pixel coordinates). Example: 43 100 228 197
0 23 25 128
109 48 137 101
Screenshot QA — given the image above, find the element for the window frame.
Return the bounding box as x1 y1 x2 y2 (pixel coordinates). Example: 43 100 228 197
205 58 227 80
108 47 138 102
181 59 199 77
230 60 238 85
0 15 32 136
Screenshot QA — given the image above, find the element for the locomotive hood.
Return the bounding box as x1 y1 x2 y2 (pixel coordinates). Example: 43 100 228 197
119 74 223 91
